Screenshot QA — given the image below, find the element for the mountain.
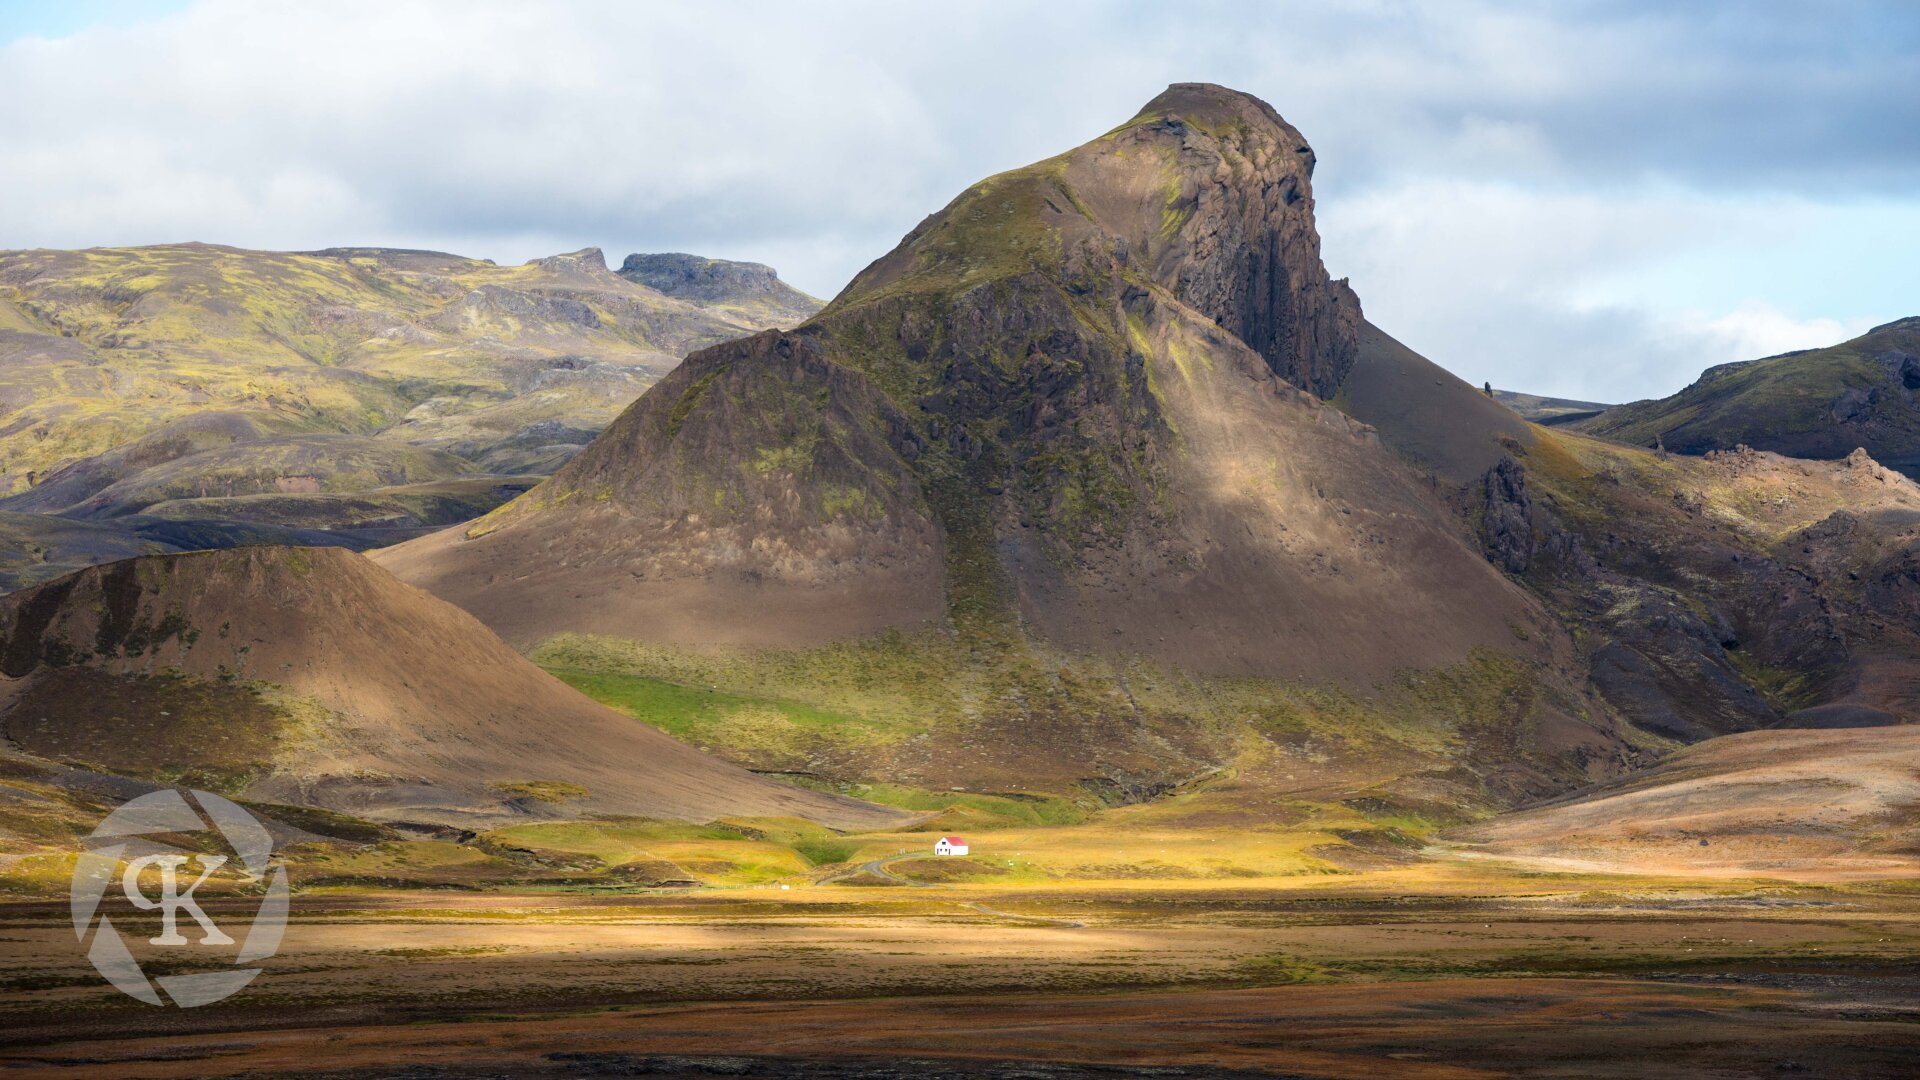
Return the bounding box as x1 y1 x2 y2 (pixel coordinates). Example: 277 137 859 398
0 547 895 829
0 243 821 560
1582 317 1920 469
379 84 1645 810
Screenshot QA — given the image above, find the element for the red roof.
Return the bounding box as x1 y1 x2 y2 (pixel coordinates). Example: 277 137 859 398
938 836 967 844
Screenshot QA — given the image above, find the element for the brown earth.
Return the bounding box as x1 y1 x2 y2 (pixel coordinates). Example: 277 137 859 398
1450 723 1920 880
2 882 1917 1078
0 547 898 829
11 981 1919 1079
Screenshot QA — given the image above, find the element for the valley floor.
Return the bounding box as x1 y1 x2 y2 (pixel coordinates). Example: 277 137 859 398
2 872 1918 1078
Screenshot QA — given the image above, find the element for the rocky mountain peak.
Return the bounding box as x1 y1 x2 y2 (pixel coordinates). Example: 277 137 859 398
617 252 822 325
1112 83 1361 396
828 83 1361 396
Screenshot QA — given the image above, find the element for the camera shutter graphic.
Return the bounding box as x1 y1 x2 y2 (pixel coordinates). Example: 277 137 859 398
70 788 289 1007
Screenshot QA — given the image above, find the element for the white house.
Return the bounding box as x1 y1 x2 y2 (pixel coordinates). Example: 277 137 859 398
933 836 969 856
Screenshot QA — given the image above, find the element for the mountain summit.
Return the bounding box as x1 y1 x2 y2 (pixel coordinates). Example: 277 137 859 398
379 83 1556 685
829 82 1361 396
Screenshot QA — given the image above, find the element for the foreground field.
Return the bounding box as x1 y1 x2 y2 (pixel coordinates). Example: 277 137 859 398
2 874 1918 1077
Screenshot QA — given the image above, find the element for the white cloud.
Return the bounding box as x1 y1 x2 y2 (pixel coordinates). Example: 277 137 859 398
0 0 1913 400
1670 304 1871 368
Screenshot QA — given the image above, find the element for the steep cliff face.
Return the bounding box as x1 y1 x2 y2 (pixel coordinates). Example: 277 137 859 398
830 82 1361 397
1121 83 1362 397
618 252 821 326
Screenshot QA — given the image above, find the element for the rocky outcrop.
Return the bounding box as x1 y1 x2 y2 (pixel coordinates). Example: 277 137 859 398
531 246 610 276
621 252 781 301
1478 457 1535 574
1133 84 1362 397
619 252 821 324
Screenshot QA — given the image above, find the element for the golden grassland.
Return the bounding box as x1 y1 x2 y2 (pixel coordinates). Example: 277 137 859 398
5 744 1918 1076
2 858 1918 1080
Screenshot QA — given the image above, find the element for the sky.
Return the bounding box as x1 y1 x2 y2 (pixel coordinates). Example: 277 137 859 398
1 1 1914 402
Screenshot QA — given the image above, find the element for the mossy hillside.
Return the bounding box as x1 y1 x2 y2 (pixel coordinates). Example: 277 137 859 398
481 818 823 885
816 155 1082 313
535 629 1582 815
805 268 1174 598
1585 318 1920 460
1607 349 1884 451
1526 426 1920 548
0 242 812 500
0 670 307 793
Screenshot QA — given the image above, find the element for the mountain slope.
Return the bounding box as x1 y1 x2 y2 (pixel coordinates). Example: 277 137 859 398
1334 320 1539 485
1473 428 1920 741
0 547 895 829
1582 317 1920 469
379 84 1640 808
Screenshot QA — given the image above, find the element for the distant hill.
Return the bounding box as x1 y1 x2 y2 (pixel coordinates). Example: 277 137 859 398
1490 388 1612 424
0 242 818 588
1581 317 1920 468
0 547 895 829
619 252 820 327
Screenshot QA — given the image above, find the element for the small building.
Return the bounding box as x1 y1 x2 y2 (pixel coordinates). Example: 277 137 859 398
933 836 969 857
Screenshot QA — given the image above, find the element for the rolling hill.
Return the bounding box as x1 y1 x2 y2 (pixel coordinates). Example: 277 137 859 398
1451 723 1920 880
1582 316 1920 469
1490 388 1612 424
0 546 895 829
0 244 820 588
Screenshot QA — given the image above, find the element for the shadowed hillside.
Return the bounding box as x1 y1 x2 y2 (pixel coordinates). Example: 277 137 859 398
0 547 895 829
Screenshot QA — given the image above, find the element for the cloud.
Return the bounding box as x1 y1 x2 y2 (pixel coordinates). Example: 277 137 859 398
0 0 1914 400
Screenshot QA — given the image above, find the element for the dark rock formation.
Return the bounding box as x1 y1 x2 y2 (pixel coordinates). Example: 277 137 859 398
1478 457 1535 574
621 252 781 300
1133 84 1362 397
